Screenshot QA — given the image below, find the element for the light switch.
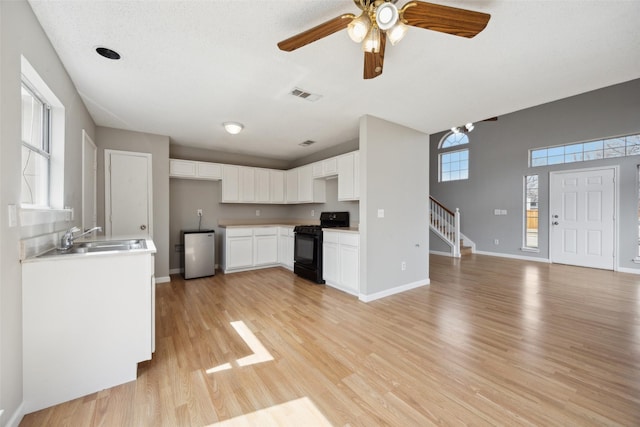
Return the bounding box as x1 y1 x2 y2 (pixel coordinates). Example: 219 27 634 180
377 209 385 218
494 209 500 215
501 209 508 215
8 204 17 227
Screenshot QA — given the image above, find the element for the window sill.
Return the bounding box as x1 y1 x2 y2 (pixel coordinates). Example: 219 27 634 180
19 206 72 227
521 247 540 253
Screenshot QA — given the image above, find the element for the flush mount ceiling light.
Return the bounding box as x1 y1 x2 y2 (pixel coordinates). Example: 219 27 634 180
278 0 491 79
96 47 121 60
223 122 244 135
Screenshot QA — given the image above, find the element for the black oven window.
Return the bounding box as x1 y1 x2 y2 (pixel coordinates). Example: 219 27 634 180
295 236 316 263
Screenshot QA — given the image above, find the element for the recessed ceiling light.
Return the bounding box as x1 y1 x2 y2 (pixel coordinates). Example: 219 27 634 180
96 47 121 60
223 122 244 135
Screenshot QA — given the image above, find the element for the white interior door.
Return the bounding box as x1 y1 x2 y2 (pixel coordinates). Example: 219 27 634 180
105 150 153 239
549 168 615 270
82 130 97 233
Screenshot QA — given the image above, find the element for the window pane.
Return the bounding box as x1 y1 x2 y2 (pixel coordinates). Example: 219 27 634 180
531 157 547 167
524 175 539 249
548 155 564 165
21 86 44 150
604 148 624 158
440 132 469 148
21 146 49 206
583 140 603 151
548 146 564 157
439 149 468 182
531 149 547 159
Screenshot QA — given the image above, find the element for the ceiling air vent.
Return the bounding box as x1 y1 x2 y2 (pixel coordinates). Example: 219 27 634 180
290 87 322 102
299 140 316 147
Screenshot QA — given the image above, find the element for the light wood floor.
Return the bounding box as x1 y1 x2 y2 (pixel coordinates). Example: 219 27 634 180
21 255 640 426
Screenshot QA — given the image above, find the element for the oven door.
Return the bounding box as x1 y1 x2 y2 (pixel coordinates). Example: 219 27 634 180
294 233 318 268
293 232 325 283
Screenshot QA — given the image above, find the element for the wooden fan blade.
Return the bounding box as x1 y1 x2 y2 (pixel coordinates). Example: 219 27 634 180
278 13 356 52
364 32 386 79
401 1 490 38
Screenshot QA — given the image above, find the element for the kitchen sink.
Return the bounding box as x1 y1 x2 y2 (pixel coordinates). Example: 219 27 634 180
37 239 147 257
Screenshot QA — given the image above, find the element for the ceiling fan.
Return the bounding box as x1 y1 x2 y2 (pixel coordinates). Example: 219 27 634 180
277 0 491 79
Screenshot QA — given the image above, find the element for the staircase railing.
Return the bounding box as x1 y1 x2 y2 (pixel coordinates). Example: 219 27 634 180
429 196 461 258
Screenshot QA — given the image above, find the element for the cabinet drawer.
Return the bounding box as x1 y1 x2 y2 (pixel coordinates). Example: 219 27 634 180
323 231 339 244
253 227 277 236
340 233 360 247
226 228 253 237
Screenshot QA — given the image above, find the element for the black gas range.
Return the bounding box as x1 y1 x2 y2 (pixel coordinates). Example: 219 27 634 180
293 211 350 284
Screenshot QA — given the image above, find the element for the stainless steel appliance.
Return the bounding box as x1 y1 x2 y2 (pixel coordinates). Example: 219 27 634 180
293 212 349 283
181 230 215 279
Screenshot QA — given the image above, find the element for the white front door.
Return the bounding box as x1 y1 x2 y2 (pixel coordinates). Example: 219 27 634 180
82 130 97 233
105 149 153 239
549 167 615 270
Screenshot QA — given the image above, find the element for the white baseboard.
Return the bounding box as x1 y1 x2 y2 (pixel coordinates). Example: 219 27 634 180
429 250 454 257
5 401 26 427
359 278 430 302
155 276 171 283
617 266 640 275
169 268 181 275
474 250 551 263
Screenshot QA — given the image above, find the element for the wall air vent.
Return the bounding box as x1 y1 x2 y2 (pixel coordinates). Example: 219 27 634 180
290 87 322 102
299 140 316 147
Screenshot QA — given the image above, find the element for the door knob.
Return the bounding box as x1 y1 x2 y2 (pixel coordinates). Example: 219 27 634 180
552 221 559 225
552 215 559 218
140 225 147 230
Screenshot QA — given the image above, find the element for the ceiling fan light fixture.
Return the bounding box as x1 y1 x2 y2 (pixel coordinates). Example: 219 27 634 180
362 26 381 53
375 2 399 31
387 22 408 45
223 122 244 135
465 122 475 132
347 13 371 43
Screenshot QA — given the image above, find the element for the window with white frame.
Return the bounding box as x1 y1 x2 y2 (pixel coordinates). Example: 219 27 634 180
524 175 539 250
530 133 640 167
21 81 51 207
439 132 469 182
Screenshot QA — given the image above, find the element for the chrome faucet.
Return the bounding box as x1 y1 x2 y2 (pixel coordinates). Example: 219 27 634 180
60 226 102 250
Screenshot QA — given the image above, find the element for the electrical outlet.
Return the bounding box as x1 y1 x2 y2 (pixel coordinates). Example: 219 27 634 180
256 209 261 216
197 209 203 217
401 261 406 271
311 209 315 217
494 239 499 245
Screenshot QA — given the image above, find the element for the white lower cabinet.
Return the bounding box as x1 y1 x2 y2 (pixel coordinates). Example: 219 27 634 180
223 227 284 272
254 227 278 266
278 226 294 270
22 250 154 413
323 230 359 295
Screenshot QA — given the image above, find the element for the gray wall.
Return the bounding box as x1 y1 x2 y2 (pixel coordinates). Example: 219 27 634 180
170 144 290 169
360 115 430 296
430 79 640 271
287 138 359 169
169 176 359 270
0 1 96 424
96 126 170 279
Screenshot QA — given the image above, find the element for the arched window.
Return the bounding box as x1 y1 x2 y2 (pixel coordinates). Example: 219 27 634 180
438 131 469 182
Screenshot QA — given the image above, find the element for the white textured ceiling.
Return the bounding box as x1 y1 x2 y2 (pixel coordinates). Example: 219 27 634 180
28 0 640 161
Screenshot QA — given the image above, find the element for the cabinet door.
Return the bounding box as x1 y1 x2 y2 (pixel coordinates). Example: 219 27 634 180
240 167 255 202
312 162 323 178
323 157 338 176
222 165 240 202
169 159 196 178
226 237 253 269
338 153 355 201
286 169 298 203
254 235 278 266
339 244 359 293
297 165 313 202
197 162 222 180
255 168 270 203
322 242 339 284
270 170 285 203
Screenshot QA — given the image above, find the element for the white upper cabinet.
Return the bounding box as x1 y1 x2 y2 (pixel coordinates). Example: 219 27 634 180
240 167 255 202
338 151 359 201
286 169 298 204
169 159 222 180
312 157 339 178
270 170 285 203
297 164 326 204
222 164 240 202
255 168 270 203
